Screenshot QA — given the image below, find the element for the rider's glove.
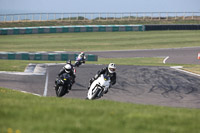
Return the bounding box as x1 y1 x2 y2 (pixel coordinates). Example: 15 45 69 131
104 89 108 94
90 78 94 83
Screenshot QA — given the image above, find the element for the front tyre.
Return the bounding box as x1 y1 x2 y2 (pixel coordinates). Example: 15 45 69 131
87 87 101 100
74 61 81 67
56 86 66 97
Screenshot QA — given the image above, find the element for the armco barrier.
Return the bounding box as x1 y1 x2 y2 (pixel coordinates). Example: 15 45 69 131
0 52 98 61
145 24 200 31
0 25 144 35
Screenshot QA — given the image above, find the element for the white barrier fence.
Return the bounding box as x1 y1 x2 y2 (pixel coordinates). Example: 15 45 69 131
0 12 200 22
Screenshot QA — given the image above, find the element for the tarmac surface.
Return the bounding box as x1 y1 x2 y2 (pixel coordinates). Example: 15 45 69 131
1 47 200 108
88 47 200 65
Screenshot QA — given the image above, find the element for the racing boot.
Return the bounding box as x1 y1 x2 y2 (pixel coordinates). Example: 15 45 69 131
87 86 90 90
87 78 94 90
68 83 72 90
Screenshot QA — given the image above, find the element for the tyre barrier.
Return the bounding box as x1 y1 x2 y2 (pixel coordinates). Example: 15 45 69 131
0 52 98 61
0 25 144 35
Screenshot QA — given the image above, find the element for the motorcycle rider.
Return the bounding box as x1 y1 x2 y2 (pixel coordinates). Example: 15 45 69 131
56 63 76 90
66 60 74 71
88 63 116 93
77 52 86 63
66 59 76 76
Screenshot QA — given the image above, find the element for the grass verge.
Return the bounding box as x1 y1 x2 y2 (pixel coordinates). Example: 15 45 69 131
0 87 200 133
0 57 164 72
0 60 64 72
182 66 200 75
0 31 200 52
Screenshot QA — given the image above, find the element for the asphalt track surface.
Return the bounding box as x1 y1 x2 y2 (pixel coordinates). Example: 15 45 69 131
1 47 200 108
88 47 200 64
61 47 200 64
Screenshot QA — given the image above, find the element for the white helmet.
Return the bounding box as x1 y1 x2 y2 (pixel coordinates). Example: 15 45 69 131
108 63 116 73
64 64 71 73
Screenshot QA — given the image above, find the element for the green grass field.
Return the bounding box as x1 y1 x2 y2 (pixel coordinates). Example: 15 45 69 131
1 87 200 133
0 30 200 52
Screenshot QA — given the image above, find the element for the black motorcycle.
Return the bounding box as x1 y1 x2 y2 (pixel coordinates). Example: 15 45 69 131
55 73 72 97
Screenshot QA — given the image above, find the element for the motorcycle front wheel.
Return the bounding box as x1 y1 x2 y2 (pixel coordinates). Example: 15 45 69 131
74 61 80 67
89 88 102 100
56 86 67 97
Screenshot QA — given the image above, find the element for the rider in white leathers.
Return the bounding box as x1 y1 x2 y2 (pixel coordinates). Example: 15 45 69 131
77 52 86 63
88 63 116 93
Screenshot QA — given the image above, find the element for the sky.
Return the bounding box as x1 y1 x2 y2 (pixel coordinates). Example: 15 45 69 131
0 0 200 14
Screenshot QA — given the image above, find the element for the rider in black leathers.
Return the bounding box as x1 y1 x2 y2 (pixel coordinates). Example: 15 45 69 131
57 61 76 90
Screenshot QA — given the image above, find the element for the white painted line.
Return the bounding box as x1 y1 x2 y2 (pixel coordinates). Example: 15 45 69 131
163 56 169 64
43 67 49 96
0 71 45 75
175 69 200 77
170 66 183 69
21 91 41 97
171 66 200 77
44 63 65 66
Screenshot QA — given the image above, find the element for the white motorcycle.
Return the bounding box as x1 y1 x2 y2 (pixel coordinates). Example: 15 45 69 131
74 56 86 67
87 74 111 100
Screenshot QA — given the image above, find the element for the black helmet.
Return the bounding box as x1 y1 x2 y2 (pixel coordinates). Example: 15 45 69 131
67 60 71 64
